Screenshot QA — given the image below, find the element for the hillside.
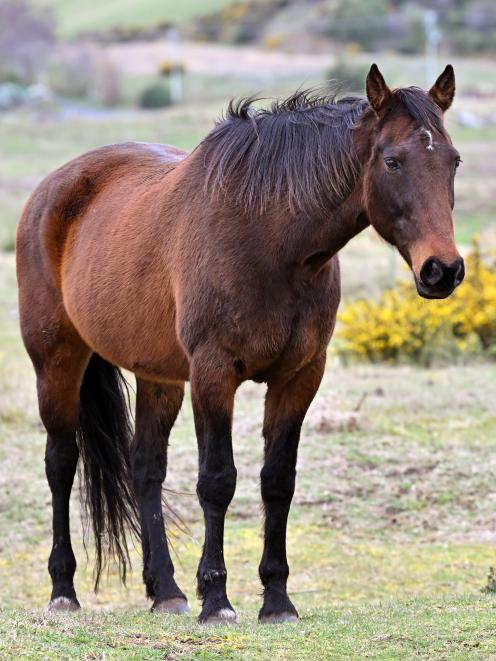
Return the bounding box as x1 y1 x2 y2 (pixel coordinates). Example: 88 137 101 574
189 0 496 56
34 0 235 37
31 0 496 55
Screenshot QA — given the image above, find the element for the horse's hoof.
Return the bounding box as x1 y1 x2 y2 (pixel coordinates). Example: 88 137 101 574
47 596 80 613
152 598 190 615
199 608 237 625
259 611 299 624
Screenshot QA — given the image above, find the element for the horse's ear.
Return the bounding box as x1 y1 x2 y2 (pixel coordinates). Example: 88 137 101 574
366 64 392 115
429 64 455 112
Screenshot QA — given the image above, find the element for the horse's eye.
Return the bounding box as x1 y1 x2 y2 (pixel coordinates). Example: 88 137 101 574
454 157 462 170
384 157 400 171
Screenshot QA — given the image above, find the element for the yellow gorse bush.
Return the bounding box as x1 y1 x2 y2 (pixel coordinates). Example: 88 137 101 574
336 239 496 365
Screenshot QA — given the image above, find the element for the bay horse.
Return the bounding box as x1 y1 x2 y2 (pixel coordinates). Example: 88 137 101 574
16 64 464 623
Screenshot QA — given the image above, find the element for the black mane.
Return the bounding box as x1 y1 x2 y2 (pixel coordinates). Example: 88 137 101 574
201 87 445 217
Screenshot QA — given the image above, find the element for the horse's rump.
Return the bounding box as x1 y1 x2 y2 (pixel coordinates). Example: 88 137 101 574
17 141 190 382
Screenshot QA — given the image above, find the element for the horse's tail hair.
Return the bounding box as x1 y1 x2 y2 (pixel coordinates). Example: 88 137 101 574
77 353 140 590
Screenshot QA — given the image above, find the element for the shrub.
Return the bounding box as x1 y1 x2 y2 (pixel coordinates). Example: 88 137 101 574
139 83 171 109
49 44 122 106
336 239 496 365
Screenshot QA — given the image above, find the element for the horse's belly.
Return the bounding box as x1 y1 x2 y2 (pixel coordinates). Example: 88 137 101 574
63 287 190 382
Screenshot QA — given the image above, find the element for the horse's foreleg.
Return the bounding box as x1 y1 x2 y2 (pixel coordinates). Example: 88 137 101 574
190 348 238 624
259 353 326 623
131 379 189 614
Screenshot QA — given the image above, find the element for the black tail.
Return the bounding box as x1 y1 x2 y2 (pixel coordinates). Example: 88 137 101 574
77 353 140 590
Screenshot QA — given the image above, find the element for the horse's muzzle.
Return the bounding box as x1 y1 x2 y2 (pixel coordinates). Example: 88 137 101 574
416 256 465 299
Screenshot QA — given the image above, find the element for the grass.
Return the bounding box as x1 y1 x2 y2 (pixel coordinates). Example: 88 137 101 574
2 596 496 659
35 0 234 37
1 246 496 657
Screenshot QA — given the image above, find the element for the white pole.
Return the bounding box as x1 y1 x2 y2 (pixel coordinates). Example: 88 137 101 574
424 10 441 86
166 27 183 104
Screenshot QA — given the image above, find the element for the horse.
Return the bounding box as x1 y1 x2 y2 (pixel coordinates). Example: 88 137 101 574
16 64 464 624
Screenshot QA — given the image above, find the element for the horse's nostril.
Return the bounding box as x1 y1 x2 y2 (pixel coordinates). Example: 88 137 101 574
420 257 444 287
453 259 465 286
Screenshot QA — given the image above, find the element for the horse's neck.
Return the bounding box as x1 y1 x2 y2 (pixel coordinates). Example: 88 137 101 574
317 121 374 254
280 116 374 260
265 183 369 266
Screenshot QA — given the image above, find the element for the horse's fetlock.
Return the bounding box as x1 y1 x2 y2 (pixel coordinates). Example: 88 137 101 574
201 568 227 583
259 559 289 586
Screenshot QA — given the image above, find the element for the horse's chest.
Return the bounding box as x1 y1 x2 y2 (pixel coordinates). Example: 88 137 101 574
224 270 339 379
250 297 336 380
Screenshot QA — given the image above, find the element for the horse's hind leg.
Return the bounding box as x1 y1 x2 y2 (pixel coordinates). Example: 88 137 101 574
131 378 189 614
258 353 326 623
25 317 91 611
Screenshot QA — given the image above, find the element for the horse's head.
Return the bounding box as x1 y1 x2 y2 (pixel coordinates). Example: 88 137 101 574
362 64 463 299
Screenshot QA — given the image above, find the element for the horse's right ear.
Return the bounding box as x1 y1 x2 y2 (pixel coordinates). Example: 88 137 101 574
366 64 392 115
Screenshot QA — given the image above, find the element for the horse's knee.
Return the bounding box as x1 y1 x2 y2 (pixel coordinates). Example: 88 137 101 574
197 465 237 512
260 463 296 505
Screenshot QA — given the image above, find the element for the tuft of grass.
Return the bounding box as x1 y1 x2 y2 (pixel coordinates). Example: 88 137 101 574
481 567 496 594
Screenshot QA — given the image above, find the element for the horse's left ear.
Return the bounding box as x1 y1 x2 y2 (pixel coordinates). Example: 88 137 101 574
429 64 455 112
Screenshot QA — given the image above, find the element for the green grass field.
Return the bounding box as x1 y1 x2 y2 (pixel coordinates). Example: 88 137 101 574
35 0 234 37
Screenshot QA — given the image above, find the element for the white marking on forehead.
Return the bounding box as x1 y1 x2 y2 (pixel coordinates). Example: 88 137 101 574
421 127 434 151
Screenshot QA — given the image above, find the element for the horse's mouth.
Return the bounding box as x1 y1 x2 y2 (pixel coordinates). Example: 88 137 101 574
415 279 459 300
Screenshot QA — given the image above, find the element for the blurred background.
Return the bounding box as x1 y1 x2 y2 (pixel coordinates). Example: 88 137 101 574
1 2 496 657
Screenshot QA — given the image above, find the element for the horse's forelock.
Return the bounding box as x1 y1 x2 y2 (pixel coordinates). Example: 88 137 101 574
390 86 446 136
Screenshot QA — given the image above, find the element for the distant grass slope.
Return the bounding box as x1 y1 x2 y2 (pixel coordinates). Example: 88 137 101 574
35 0 235 37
